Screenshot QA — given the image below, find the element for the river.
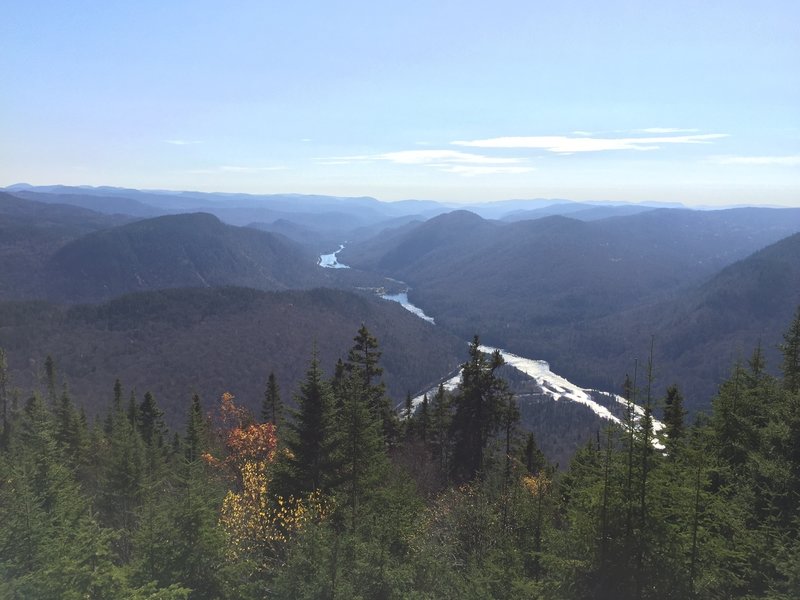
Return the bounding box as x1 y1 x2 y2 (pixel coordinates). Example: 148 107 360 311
317 248 663 436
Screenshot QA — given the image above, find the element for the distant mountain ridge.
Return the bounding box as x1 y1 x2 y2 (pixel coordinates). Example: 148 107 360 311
44 212 323 303
342 206 800 411
3 185 799 418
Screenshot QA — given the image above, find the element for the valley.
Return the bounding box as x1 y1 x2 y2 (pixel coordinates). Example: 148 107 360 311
3 184 798 430
2 184 799 598
4 182 796 469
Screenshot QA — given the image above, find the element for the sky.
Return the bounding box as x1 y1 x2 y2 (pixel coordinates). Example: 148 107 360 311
1 0 798 206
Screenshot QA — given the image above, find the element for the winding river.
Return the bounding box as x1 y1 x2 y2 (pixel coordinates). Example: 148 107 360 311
317 248 663 436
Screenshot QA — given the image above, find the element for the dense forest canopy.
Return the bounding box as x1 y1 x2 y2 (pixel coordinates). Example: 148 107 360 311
2 309 799 598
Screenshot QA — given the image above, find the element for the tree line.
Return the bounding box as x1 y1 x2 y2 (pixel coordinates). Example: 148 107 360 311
1 309 800 598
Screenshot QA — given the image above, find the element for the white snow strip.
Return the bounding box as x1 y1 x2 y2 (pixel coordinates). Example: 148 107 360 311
318 244 350 269
586 389 666 437
408 372 461 412
381 291 435 323
404 344 664 448
479 345 622 424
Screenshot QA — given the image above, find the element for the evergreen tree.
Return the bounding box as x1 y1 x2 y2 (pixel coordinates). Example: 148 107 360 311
662 384 685 453
44 354 57 405
781 304 800 393
286 351 336 494
53 384 88 470
429 383 452 478
262 371 283 426
138 391 166 448
0 347 9 450
105 378 125 435
184 393 206 463
332 372 389 532
128 390 139 427
522 432 546 476
450 336 514 482
416 393 430 443
99 400 145 561
345 324 397 443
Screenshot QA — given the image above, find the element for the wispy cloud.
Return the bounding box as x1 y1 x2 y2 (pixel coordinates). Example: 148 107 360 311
452 132 728 153
186 165 288 174
375 149 524 165
164 139 203 145
437 165 536 176
710 155 800 166
218 165 288 173
635 127 699 134
318 149 533 176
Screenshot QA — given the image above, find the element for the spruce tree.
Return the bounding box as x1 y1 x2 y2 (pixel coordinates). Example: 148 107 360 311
44 355 57 405
345 324 397 443
262 371 282 426
417 393 430 444
0 347 9 450
662 384 685 452
333 372 388 532
184 393 206 462
138 391 165 448
430 383 451 477
781 305 800 393
522 432 546 476
286 351 336 493
450 336 515 482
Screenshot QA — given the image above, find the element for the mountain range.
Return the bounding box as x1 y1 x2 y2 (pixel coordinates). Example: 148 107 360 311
1 183 798 437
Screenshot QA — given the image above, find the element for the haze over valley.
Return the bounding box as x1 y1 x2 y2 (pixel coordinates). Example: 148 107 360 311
3 2 799 597
2 184 798 426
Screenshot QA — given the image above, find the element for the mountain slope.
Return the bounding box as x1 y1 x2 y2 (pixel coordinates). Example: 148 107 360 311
342 207 800 411
45 212 323 302
0 287 465 425
344 206 800 332
526 232 800 412
9 190 166 218
0 192 135 300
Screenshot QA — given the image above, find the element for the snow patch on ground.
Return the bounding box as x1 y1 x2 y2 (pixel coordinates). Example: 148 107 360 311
318 244 350 269
406 345 664 448
381 291 435 324
480 346 621 423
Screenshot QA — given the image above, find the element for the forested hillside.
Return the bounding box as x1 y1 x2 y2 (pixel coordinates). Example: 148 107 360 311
0 192 134 300
0 287 464 425
342 207 800 411
2 310 799 598
44 213 324 303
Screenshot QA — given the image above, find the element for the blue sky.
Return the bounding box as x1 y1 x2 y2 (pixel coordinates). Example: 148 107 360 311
1 0 798 206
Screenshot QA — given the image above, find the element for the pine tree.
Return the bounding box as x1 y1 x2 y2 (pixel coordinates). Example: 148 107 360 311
417 393 430 444
345 324 397 443
44 354 57 405
105 378 125 435
286 351 336 494
262 371 283 426
662 384 686 453
185 393 206 462
138 391 165 448
781 305 800 393
0 347 9 450
333 372 388 532
99 400 145 560
450 336 514 482
430 384 451 477
53 384 87 470
522 432 546 476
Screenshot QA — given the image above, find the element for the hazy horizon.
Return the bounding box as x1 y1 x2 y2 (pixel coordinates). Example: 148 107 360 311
1 1 798 208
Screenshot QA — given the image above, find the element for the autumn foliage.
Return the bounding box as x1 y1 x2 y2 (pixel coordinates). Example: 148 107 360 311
203 392 328 570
